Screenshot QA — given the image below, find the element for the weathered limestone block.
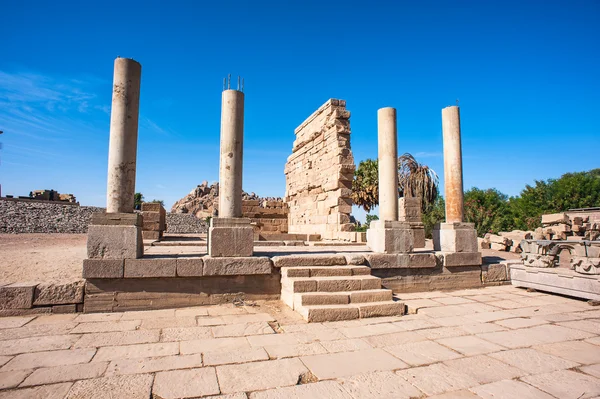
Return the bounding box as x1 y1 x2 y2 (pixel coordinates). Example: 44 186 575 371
272 254 347 267
482 263 508 282
82 259 124 278
87 225 143 259
33 280 84 305
433 222 478 253
542 213 569 225
365 253 438 269
176 258 204 277
203 257 272 275
0 283 37 309
522 253 556 268
209 226 254 257
124 258 177 277
411 223 426 248
208 218 254 257
443 252 482 267
572 256 600 275
400 253 439 268
367 220 414 254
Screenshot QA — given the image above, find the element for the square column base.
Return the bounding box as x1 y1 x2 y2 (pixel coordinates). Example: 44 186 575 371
367 220 414 254
87 213 143 259
209 217 254 257
433 222 478 253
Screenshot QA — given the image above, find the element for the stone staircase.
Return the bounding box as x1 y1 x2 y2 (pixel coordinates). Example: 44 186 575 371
280 265 405 322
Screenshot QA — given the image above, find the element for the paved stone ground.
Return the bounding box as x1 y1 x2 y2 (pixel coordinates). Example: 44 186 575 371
0 285 599 398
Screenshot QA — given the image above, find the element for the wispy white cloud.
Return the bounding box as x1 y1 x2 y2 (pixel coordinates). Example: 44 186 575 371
414 151 443 158
139 116 176 137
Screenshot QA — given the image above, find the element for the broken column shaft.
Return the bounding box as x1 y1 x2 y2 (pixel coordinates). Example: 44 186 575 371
209 85 253 257
433 105 480 267
87 57 143 260
218 89 245 218
367 107 413 254
106 58 142 213
441 105 464 223
377 107 399 222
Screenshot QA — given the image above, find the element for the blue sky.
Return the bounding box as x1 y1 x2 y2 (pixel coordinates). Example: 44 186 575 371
1 1 598 222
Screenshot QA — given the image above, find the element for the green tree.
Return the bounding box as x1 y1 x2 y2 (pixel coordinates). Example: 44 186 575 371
352 159 379 212
150 199 165 207
134 193 144 210
422 196 445 238
464 188 512 236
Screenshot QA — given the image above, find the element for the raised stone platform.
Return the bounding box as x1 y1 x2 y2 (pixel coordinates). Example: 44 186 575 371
510 263 600 301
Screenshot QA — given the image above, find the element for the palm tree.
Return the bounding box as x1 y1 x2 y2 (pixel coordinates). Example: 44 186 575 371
352 154 439 213
397 153 439 212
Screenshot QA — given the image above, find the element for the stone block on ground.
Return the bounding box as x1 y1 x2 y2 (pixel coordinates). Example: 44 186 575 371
203 257 273 275
209 224 254 257
367 221 414 254
0 283 37 310
124 258 177 278
175 258 204 277
82 259 124 278
443 252 482 267
272 254 347 267
33 281 84 306
87 225 143 259
482 263 508 283
433 223 478 253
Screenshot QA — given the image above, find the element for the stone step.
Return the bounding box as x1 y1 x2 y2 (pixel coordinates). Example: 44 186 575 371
294 289 393 307
282 266 371 278
281 275 382 293
296 301 405 323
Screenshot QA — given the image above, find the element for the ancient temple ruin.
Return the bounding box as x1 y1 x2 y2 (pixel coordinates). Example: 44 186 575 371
74 57 598 323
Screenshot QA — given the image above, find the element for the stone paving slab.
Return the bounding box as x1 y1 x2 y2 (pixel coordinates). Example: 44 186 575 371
105 353 204 376
249 380 351 399
0 285 597 398
216 358 307 393
338 371 423 399
471 379 555 399
301 348 408 379
153 367 220 398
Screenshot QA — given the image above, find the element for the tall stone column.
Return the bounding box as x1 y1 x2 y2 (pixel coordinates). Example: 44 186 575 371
377 107 399 222
442 106 464 223
218 89 244 218
106 58 141 213
209 83 253 257
433 105 480 267
87 57 143 260
367 107 413 254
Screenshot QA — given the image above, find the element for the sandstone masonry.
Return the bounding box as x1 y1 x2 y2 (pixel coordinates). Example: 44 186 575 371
284 99 357 241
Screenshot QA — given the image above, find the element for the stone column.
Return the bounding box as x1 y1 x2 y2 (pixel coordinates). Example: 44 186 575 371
87 57 143 260
377 107 399 222
209 86 253 257
367 107 413 254
106 57 141 213
441 105 464 223
433 106 480 267
218 89 245 218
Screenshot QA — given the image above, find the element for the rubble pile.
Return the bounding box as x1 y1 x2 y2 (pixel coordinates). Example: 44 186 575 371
480 230 532 253
536 212 600 241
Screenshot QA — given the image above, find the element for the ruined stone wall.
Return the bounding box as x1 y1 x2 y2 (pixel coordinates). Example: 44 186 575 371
0 198 102 233
284 99 356 241
242 199 288 235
